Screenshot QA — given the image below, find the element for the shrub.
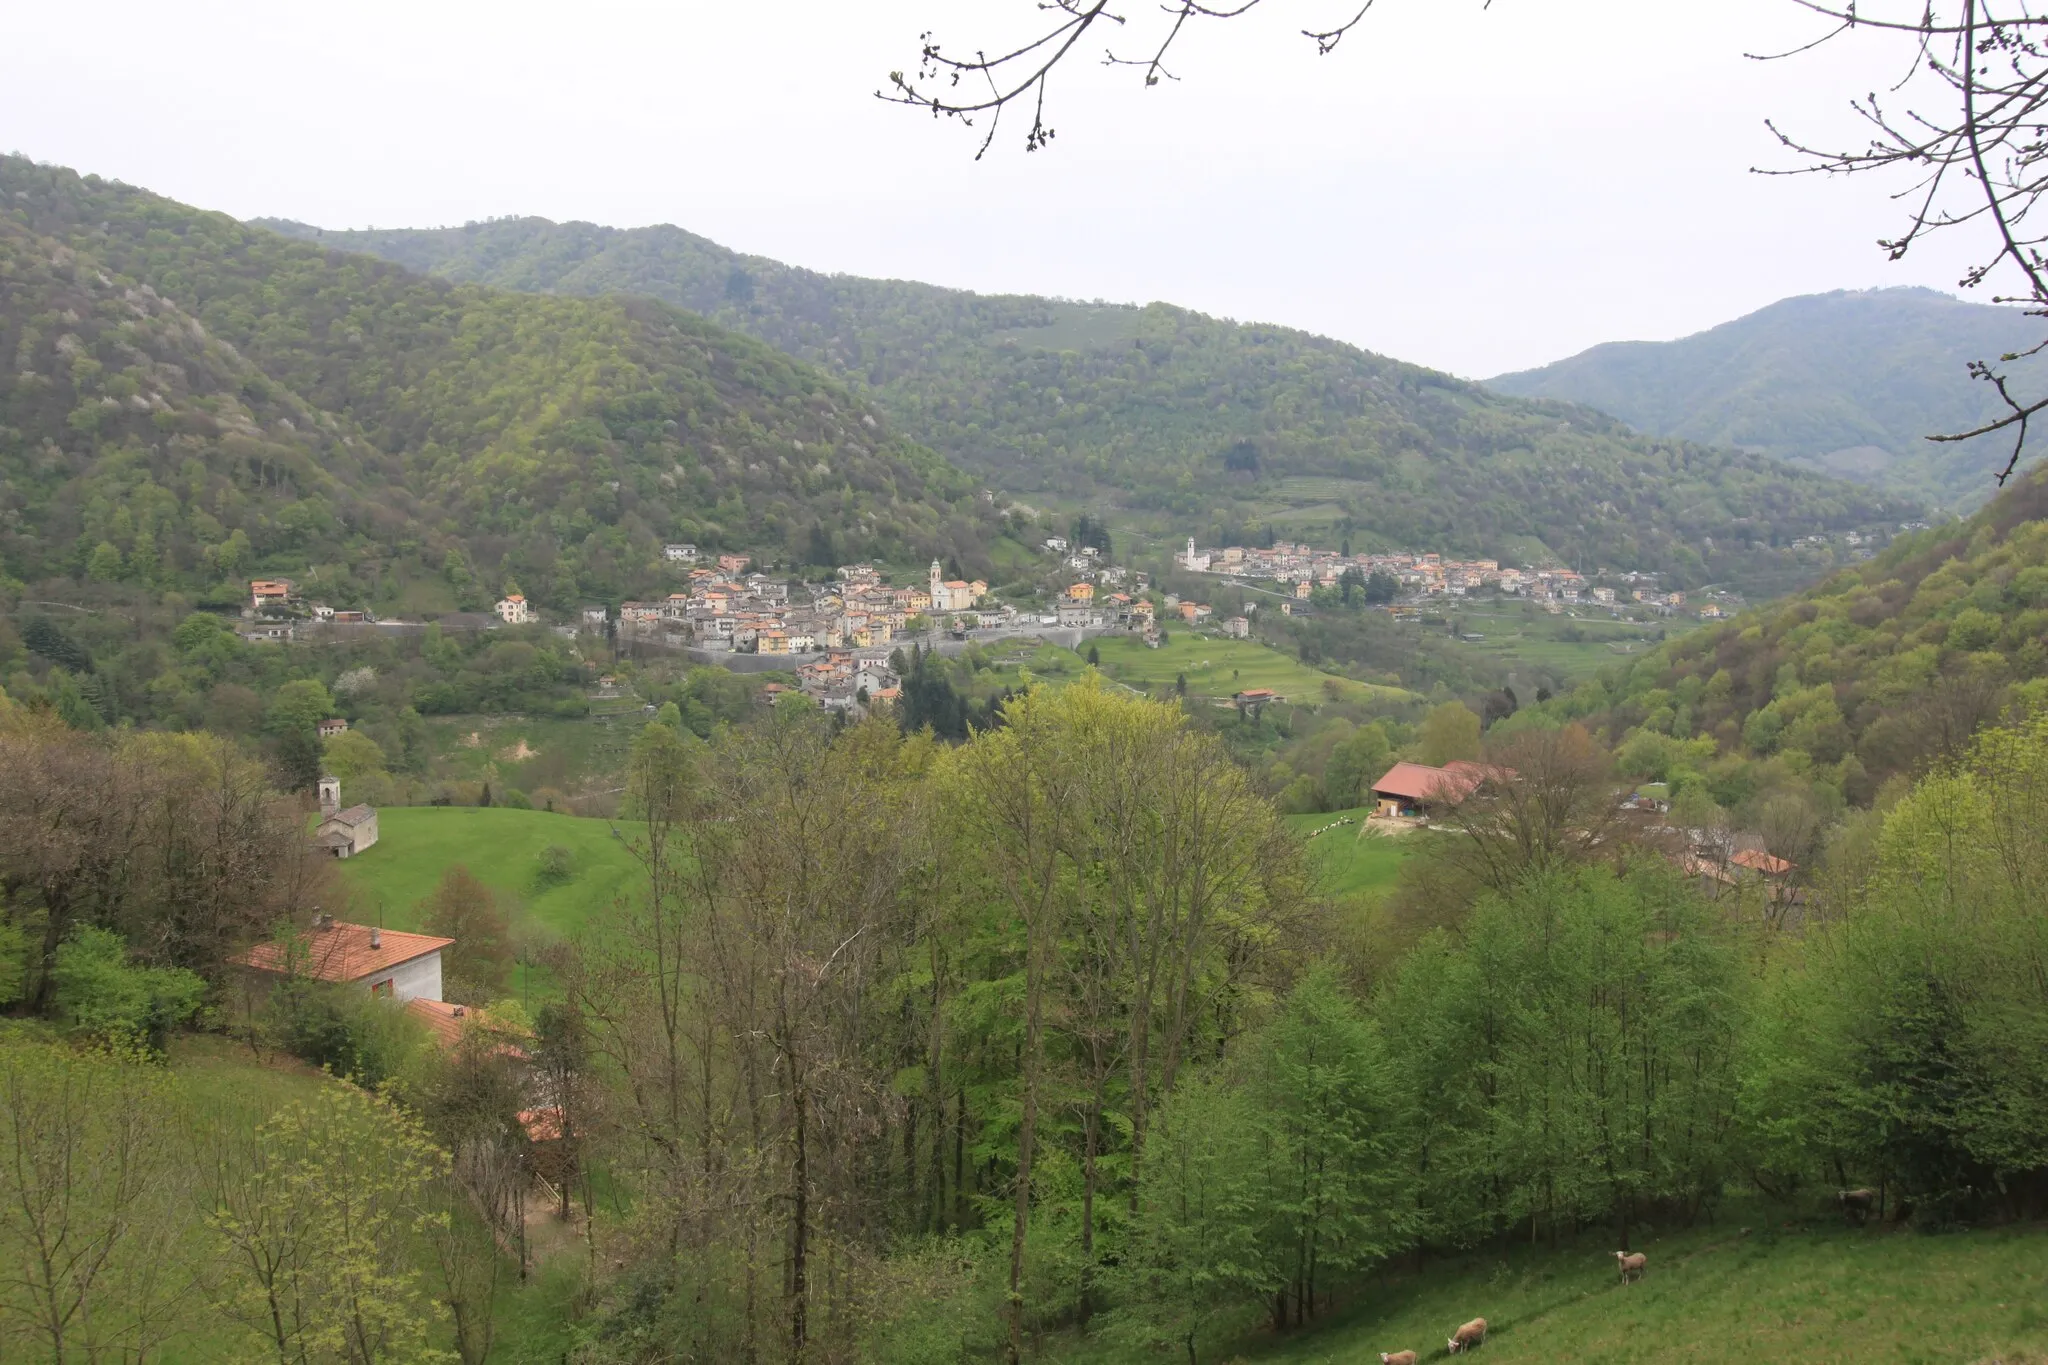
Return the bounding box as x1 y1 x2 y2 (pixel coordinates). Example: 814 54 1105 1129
533 844 575 890
264 980 426 1087
51 927 206 1052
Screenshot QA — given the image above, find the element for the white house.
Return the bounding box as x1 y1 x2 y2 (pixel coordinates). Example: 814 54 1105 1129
580 604 609 629
234 913 450 1002
495 593 533 624
664 543 699 563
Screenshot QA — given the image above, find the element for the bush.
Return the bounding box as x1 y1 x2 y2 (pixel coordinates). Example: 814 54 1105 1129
264 980 426 1087
51 927 206 1052
533 844 575 890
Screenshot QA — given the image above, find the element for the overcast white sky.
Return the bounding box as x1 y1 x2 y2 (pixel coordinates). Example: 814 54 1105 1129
0 0 2000 376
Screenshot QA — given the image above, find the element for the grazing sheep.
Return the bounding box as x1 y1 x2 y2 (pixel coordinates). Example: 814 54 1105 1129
1447 1318 1488 1353
1380 1353 1417 1365
1614 1250 1646 1284
1837 1188 1875 1223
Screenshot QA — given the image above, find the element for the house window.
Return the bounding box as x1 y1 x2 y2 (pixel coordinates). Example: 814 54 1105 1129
371 979 393 998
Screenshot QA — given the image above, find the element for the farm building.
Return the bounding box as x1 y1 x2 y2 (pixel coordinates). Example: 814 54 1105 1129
1370 759 1496 819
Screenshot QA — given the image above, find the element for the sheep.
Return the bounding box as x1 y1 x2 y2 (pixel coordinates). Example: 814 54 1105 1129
1614 1250 1646 1284
1837 1188 1875 1223
1447 1318 1488 1353
1379 1353 1417 1365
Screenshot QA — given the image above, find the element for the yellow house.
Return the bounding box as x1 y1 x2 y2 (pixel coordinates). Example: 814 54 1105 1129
1067 582 1095 602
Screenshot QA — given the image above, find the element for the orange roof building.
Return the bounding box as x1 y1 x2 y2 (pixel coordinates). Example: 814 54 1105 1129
234 917 452 1002
407 998 531 1059
1370 760 1497 816
1731 848 1794 877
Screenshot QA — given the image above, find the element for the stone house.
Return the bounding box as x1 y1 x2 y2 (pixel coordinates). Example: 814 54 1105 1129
314 775 379 858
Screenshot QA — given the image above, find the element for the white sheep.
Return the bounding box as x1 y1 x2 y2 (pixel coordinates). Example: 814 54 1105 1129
1614 1250 1646 1284
1380 1352 1418 1365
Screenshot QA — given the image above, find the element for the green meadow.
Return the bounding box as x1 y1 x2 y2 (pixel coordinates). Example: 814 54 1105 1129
331 806 644 945
141 1035 576 1364
420 712 640 801
1128 1209 2048 1365
1286 807 1415 899
1439 606 1687 685
1085 632 1416 705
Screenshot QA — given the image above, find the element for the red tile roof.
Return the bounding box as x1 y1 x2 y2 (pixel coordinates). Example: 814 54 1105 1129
519 1106 565 1141
234 921 452 984
406 997 471 1048
1372 760 1492 804
406 997 531 1059
1732 848 1794 876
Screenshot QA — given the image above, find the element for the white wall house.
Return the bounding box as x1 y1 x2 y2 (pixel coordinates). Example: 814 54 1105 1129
233 916 451 1003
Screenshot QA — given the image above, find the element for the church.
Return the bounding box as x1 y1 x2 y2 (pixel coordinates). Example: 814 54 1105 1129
313 774 379 858
928 560 984 614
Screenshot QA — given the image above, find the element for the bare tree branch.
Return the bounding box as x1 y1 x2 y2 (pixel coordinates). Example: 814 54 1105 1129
879 1 1405 158
1760 1 2048 485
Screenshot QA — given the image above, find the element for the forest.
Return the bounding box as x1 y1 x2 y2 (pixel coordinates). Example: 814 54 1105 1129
1536 463 2048 830
0 157 1003 615
4 655 2048 1362
257 214 1917 595
1488 287 2048 509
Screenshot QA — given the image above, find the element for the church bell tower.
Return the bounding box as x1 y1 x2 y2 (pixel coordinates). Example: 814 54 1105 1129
318 774 341 818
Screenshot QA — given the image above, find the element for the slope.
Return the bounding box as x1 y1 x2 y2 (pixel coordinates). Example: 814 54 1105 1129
251 216 1918 595
1206 1213 2048 1364
1553 462 2048 804
1487 287 2048 509
0 157 994 612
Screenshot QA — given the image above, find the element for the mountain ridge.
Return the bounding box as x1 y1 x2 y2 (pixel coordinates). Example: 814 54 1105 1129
1486 286 2047 509
251 214 1920 595
0 159 996 611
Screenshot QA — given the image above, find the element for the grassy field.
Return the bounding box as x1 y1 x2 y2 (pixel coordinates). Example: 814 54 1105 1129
332 806 644 949
1286 807 1414 899
423 712 639 803
1440 606 1690 685
1158 1209 2048 1365
142 1036 579 1364
1087 633 1415 706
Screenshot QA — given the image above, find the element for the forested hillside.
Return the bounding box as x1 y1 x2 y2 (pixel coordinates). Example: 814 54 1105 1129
255 215 1917 592
0 157 995 612
1488 287 2048 509
1549 462 2048 809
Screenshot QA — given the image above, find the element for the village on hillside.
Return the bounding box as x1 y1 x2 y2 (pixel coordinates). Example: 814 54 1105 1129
1172 538 1733 616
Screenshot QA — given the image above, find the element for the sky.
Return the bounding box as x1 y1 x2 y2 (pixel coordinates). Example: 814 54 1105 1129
0 0 2004 377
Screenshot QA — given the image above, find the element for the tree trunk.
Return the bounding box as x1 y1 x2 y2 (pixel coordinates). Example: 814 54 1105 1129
1008 924 1048 1365
1079 1098 1101 1322
791 1075 809 1362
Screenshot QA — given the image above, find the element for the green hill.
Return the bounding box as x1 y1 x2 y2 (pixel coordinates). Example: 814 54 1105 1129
250 216 1918 595
1553 462 2048 804
0 157 998 611
330 805 642 942
1188 1211 2048 1364
1488 287 2048 510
